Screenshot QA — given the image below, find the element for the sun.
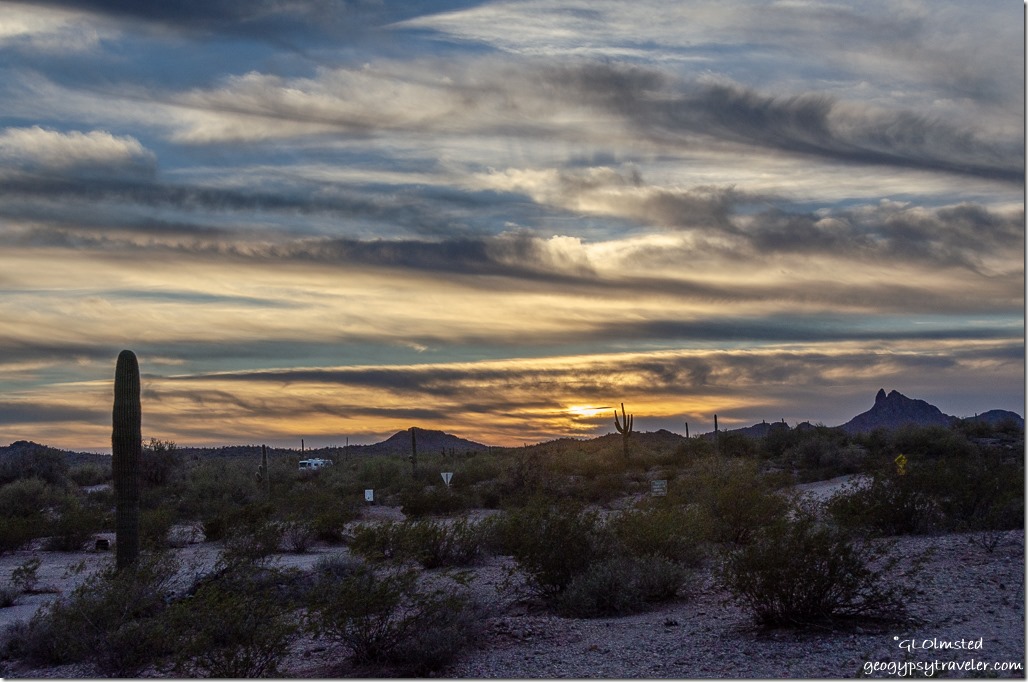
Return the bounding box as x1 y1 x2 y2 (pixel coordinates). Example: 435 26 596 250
565 405 610 419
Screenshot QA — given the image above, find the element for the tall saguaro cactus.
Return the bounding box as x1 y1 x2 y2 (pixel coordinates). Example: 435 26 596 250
714 414 720 455
256 444 270 497
409 427 418 476
112 350 141 570
614 402 634 460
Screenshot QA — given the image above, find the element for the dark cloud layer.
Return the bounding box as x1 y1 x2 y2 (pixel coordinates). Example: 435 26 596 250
542 64 1023 182
9 0 487 45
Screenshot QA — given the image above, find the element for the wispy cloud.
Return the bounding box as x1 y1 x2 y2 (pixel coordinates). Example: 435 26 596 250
0 0 1021 448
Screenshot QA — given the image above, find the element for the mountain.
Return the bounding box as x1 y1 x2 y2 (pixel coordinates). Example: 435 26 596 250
838 389 957 434
0 440 108 466
963 410 1025 429
349 428 488 457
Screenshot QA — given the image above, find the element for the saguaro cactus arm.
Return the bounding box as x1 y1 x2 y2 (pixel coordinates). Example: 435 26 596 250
112 350 142 570
613 402 635 459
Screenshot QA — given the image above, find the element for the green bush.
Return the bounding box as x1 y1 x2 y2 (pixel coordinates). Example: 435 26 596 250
0 517 40 554
140 505 175 549
4 552 178 676
398 484 471 517
0 445 68 487
488 500 602 600
606 505 707 567
556 555 689 618
68 463 111 487
828 451 1022 536
0 478 61 518
166 564 302 678
44 498 106 552
827 472 941 536
307 561 480 674
718 510 922 627
350 517 485 569
684 457 791 544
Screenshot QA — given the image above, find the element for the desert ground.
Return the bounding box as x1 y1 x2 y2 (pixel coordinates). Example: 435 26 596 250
0 476 1023 679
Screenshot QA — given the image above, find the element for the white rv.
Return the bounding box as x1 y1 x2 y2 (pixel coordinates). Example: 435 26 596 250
298 458 333 470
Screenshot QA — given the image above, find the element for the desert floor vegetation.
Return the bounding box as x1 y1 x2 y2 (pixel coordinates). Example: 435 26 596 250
0 421 1023 677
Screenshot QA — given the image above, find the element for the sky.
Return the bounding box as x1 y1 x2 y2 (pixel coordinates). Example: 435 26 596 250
0 0 1023 451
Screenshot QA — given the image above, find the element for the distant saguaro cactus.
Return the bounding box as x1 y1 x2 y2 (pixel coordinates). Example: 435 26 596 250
112 350 141 570
409 427 418 476
614 402 634 460
256 444 270 497
714 414 720 455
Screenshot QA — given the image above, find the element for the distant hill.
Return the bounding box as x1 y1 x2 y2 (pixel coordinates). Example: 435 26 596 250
349 428 488 457
6 390 1022 461
962 409 1024 429
839 389 956 434
0 440 108 467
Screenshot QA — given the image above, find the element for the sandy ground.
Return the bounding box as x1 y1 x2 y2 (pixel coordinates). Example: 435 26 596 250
0 475 1023 678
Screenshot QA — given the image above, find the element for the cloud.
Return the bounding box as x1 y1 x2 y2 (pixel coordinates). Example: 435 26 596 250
0 3 115 52
0 126 157 179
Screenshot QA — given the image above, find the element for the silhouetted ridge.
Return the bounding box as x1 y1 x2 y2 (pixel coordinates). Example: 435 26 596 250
839 389 956 434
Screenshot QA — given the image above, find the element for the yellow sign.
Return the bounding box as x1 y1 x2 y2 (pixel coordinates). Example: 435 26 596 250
894 454 908 476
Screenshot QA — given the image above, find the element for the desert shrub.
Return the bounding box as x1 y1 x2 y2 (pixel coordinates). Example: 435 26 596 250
219 519 284 567
606 505 707 567
10 557 42 594
351 517 484 568
827 452 1022 536
827 472 940 536
307 562 480 674
556 555 689 618
356 458 405 492
140 505 175 549
786 436 868 482
201 501 275 542
921 453 1023 533
487 500 603 600
281 517 318 553
166 564 302 678
5 552 178 676
891 425 975 461
718 510 922 627
684 457 791 544
44 498 106 551
67 463 110 487
141 439 183 490
0 479 57 552
0 445 68 487
179 459 261 525
0 517 40 554
278 483 359 544
398 484 471 517
0 478 61 518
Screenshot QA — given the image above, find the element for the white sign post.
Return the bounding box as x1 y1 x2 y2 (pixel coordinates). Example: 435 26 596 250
441 472 453 487
650 480 668 496
364 489 374 503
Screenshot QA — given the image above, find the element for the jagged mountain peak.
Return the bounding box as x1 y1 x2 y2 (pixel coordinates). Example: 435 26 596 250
840 389 955 434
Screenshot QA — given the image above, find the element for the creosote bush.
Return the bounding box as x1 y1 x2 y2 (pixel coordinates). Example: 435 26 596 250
350 517 485 568
4 552 178 676
307 560 481 675
487 499 602 600
166 562 303 678
556 555 688 618
718 508 925 627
